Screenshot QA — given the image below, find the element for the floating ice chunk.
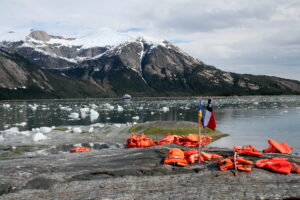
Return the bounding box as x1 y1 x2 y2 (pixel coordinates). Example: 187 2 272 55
31 128 41 133
80 107 90 119
60 106 72 111
90 104 98 109
90 109 99 122
133 122 137 125
16 122 27 127
151 111 155 115
132 116 139 120
3 104 10 108
2 127 19 135
40 127 53 133
117 105 124 112
72 127 82 134
29 104 38 111
253 102 259 105
20 131 31 137
88 127 94 133
161 107 169 112
114 124 121 128
91 123 105 128
32 132 47 142
68 112 80 119
103 103 114 110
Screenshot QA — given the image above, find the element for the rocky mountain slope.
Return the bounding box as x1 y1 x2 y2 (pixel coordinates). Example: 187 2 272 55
0 47 105 99
1 30 300 98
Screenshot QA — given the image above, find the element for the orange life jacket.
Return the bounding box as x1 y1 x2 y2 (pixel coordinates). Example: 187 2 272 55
218 156 253 172
265 160 292 174
256 157 294 174
256 157 288 168
181 134 213 147
234 145 263 156
263 139 293 154
155 133 180 145
164 148 188 166
69 146 91 153
126 133 153 148
184 150 222 164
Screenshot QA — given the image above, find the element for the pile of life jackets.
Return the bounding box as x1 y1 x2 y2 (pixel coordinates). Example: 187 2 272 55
164 148 223 166
218 156 253 172
256 157 300 174
127 133 213 148
69 146 91 153
263 139 293 154
163 140 299 175
177 134 213 148
126 133 153 148
234 145 263 156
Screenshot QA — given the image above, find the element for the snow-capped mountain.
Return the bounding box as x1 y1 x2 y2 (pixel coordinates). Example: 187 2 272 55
0 46 104 99
1 30 119 69
0 30 166 68
1 30 300 98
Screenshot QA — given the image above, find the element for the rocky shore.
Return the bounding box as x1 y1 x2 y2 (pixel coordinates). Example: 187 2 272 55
0 144 299 200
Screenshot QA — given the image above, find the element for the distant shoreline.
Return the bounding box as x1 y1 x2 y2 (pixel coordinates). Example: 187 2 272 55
1 94 300 102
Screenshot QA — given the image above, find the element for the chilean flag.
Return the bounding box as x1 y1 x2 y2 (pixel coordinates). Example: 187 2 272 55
204 99 217 130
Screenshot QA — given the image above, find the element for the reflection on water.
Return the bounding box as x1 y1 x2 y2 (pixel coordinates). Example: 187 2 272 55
1 96 300 152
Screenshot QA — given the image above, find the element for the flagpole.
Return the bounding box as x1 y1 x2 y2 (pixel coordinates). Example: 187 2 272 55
198 112 201 163
198 100 202 163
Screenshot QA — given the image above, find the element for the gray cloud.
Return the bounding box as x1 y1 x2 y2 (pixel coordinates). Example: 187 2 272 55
0 0 300 80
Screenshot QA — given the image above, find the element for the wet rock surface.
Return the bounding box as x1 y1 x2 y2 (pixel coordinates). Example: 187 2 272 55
0 145 299 200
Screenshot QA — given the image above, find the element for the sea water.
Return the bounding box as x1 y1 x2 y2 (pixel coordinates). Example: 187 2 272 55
0 96 299 153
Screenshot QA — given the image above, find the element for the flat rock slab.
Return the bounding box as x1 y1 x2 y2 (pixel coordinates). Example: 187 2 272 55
0 145 299 200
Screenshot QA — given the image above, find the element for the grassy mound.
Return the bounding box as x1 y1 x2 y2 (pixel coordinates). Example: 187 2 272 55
128 121 229 142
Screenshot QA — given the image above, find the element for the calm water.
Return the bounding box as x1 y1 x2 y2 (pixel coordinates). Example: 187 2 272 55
1 96 300 152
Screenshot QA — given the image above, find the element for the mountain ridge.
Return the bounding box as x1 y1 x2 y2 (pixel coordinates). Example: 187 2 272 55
1 30 300 99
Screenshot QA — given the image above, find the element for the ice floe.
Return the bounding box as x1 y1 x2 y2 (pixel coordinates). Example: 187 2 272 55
72 127 82 134
68 112 80 120
32 132 47 142
90 109 99 122
29 104 38 111
3 104 11 108
117 105 124 112
132 116 139 120
80 107 90 118
160 107 169 112
15 122 27 127
88 127 94 133
40 127 53 134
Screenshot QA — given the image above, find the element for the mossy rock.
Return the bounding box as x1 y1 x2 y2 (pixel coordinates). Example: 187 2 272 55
0 145 47 158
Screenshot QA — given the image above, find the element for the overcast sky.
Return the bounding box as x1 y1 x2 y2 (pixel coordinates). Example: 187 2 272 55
1 0 300 80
